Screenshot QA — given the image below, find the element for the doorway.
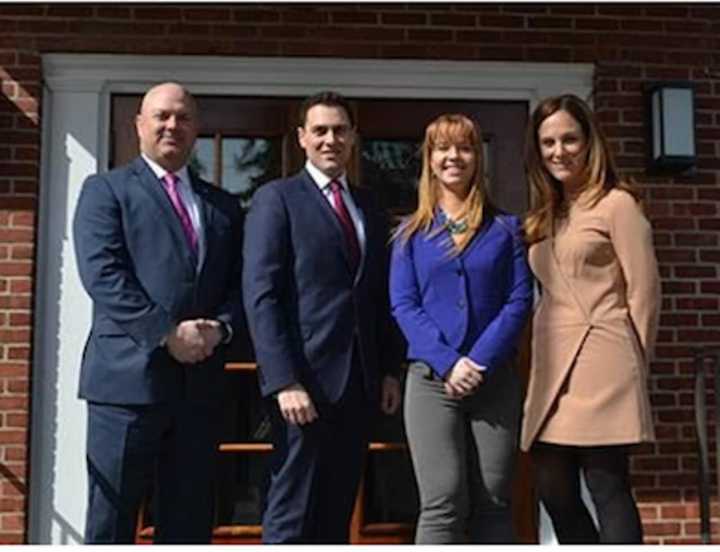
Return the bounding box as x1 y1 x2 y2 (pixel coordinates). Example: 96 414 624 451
111 94 534 544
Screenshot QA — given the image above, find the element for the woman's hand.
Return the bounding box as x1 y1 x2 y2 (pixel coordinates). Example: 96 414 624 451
444 357 486 398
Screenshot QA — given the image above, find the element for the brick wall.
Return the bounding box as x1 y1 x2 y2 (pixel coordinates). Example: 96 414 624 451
0 2 719 544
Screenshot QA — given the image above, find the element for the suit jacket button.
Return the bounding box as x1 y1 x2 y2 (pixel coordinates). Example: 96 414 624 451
457 300 465 308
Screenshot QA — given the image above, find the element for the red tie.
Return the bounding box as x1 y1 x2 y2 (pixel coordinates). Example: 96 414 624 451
162 173 198 255
329 179 360 273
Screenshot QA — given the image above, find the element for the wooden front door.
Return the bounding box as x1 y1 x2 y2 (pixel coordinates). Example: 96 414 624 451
111 94 535 544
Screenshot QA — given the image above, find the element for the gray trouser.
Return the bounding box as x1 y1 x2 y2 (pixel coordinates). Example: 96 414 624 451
404 361 521 544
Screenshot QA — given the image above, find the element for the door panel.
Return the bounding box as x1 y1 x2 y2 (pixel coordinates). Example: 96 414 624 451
112 94 535 544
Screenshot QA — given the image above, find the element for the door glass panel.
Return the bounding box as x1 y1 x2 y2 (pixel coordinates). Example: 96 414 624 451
190 137 216 183
221 137 282 208
361 139 421 215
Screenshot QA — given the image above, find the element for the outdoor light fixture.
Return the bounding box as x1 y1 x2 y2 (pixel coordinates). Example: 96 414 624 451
647 82 696 172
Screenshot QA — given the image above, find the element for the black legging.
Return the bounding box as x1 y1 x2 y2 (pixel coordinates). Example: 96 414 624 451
531 442 643 544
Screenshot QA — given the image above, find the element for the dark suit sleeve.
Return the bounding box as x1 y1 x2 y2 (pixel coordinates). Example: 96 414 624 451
242 184 303 397
467 216 533 374
72 173 174 351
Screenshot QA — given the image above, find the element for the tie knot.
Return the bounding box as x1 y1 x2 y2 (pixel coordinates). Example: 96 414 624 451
163 172 179 190
329 179 342 193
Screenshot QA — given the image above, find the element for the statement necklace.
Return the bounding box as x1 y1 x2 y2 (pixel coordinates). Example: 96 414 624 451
438 209 469 235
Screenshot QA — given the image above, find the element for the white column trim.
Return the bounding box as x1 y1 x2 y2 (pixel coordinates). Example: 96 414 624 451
31 53 593 543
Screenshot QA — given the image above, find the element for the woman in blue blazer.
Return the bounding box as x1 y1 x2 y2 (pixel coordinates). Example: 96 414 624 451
390 114 533 543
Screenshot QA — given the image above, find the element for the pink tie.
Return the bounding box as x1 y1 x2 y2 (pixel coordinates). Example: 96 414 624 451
329 179 360 273
162 173 198 255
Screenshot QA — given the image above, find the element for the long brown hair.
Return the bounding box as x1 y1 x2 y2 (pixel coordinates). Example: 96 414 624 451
393 113 490 254
524 94 639 244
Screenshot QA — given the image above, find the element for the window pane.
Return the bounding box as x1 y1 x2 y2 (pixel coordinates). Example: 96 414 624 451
190 137 215 183
361 139 421 215
221 137 281 208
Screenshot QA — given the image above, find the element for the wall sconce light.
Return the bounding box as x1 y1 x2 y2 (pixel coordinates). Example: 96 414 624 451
647 82 696 172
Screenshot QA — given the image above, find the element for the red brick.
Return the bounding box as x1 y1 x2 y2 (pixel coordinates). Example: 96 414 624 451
46 5 94 18
380 12 427 25
96 7 131 19
0 396 28 412
331 11 379 25
503 4 548 14
9 212 33 228
0 498 23 511
0 296 30 309
576 17 620 31
4 413 27 429
0 329 30 343
701 281 720 294
407 28 453 42
4 447 26 462
133 7 182 20
0 364 26 378
183 8 232 21
430 13 477 27
0 513 24 532
6 380 28 394
7 347 29 361
0 263 31 277
675 265 716 278
659 313 698 327
8 313 30 327
231 8 280 24
0 6 44 16
0 430 26 445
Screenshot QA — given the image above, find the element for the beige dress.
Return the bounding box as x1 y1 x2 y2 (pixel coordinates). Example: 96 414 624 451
520 188 661 451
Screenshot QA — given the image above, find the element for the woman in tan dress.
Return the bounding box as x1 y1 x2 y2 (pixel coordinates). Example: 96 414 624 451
520 94 661 543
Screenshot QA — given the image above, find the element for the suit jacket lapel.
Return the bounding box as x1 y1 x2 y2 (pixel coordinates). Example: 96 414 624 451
132 157 198 271
299 170 356 272
189 169 211 273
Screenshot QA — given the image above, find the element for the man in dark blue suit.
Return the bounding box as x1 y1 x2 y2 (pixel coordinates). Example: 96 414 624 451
242 91 402 543
73 82 243 543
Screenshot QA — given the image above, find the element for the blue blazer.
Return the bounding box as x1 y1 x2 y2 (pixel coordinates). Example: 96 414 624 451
73 156 244 405
242 169 401 404
390 210 533 378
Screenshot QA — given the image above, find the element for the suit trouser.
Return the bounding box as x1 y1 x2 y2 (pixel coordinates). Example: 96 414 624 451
84 400 220 544
261 364 371 543
404 361 521 544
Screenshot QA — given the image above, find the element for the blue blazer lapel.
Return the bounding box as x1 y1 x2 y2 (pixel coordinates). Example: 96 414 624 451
132 157 198 270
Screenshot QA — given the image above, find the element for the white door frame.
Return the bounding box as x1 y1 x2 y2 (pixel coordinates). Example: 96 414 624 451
30 54 593 543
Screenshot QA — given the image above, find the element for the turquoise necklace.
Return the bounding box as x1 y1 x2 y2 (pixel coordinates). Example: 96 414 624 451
438 209 469 235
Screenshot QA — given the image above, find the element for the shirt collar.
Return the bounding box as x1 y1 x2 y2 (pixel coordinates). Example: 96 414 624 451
304 160 349 193
142 153 191 189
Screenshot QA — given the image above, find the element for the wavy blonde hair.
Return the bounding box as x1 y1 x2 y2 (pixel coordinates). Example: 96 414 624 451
524 94 639 244
393 113 491 254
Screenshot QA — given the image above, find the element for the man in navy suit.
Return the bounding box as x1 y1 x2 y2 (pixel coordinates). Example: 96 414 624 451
73 82 243 543
242 91 402 543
